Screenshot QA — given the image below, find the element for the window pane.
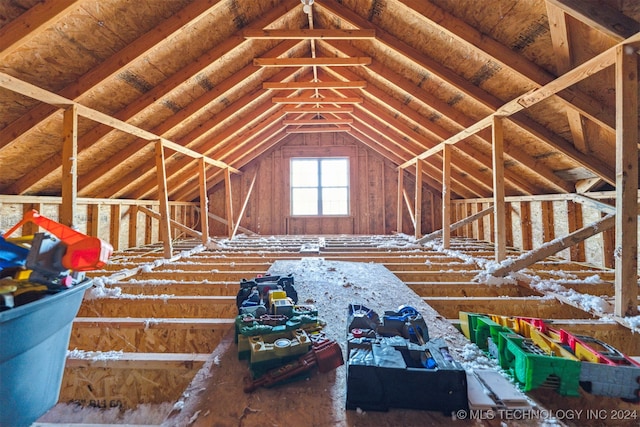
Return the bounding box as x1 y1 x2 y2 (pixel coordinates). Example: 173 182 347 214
291 188 318 215
322 188 348 215
321 159 348 186
291 159 318 187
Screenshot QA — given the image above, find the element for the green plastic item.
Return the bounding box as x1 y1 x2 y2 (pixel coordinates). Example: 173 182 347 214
475 316 511 351
497 331 582 396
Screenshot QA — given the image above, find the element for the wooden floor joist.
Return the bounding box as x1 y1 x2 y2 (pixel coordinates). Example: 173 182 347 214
54 235 640 425
77 296 236 318
70 317 234 353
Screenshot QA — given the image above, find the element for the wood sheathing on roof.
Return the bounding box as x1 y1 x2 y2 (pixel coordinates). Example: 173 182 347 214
0 0 638 201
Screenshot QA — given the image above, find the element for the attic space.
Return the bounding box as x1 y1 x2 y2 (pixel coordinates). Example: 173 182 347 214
0 1 640 426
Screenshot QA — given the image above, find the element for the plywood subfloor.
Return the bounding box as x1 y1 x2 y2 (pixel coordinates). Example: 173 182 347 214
161 259 539 427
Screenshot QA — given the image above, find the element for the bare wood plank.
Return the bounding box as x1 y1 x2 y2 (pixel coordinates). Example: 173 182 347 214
547 0 640 41
231 171 258 239
73 317 234 328
397 169 404 233
283 106 354 113
490 214 615 277
402 188 416 230
285 126 351 133
244 29 376 39
198 158 210 245
492 116 506 261
154 141 173 258
601 210 615 269
137 205 201 240
417 206 493 244
442 144 451 248
65 352 210 369
273 97 362 104
128 206 138 248
424 297 595 319
225 168 234 238
263 80 366 89
0 72 238 173
614 43 639 316
542 200 555 242
254 57 371 67
282 118 353 125
415 160 423 238
0 0 80 58
110 204 121 251
89 205 99 238
566 201 585 262
60 105 78 228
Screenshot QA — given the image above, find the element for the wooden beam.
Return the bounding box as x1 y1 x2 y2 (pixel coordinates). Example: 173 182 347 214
415 160 423 238
138 206 202 239
614 43 639 317
254 57 371 67
225 168 234 238
195 208 255 235
273 97 362 104
282 118 353 125
285 126 351 133
283 106 354 113
442 144 451 248
397 169 404 233
231 171 258 239
490 214 615 277
0 0 80 58
418 206 493 244
198 158 210 245
60 105 78 228
263 80 367 89
0 0 227 151
403 189 416 230
161 139 240 173
244 29 376 40
154 141 173 258
546 0 640 41
110 204 121 251
546 2 590 155
398 32 640 174
492 116 507 262
0 72 238 173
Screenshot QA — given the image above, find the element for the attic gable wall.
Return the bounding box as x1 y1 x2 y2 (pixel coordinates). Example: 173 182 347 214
206 132 441 235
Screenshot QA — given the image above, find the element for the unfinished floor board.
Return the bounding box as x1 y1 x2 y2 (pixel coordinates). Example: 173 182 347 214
408 282 542 297
39 235 639 427
130 270 260 282
423 296 598 319
77 296 237 318
60 353 210 410
70 318 234 353
105 281 239 296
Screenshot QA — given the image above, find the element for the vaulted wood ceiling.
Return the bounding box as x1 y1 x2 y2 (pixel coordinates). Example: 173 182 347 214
0 0 638 202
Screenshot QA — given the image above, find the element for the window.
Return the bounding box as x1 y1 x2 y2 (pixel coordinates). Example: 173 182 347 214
290 158 349 216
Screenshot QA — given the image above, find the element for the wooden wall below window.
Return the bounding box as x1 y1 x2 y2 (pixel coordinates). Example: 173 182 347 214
207 132 442 236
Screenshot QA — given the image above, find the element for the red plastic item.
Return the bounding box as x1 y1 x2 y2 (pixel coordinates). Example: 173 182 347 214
2 210 113 271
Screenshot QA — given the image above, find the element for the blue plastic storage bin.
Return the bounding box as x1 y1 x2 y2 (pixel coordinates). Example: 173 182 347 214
0 280 92 427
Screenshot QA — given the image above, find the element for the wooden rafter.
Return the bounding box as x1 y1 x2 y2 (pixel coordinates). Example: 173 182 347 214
254 57 371 67
244 29 375 39
322 41 567 194
547 0 640 41
272 96 362 104
281 118 353 125
0 0 79 58
285 125 351 133
263 80 366 89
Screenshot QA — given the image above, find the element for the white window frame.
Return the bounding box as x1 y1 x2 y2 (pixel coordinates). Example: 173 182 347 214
290 157 350 216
